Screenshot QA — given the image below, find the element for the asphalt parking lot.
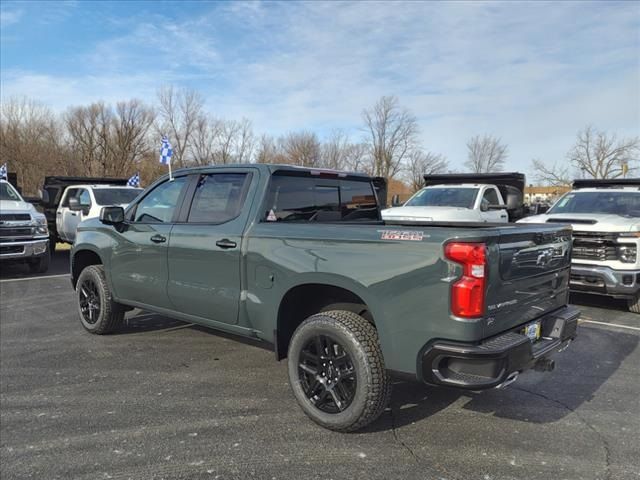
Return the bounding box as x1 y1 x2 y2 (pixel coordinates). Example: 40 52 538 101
1 251 638 480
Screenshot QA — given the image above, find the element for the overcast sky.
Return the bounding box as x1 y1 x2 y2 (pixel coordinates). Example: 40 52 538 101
1 0 639 177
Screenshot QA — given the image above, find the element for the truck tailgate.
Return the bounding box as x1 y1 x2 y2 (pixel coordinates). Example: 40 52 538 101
484 224 573 336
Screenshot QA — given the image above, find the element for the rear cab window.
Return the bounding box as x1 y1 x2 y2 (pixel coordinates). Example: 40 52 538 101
264 172 380 222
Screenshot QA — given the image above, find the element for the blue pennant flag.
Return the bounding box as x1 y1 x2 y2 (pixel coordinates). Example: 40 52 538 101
159 136 173 165
127 172 140 187
0 163 7 180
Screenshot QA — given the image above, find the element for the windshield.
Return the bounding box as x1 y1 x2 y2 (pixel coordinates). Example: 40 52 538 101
404 187 478 209
93 188 142 206
0 182 23 201
548 190 640 217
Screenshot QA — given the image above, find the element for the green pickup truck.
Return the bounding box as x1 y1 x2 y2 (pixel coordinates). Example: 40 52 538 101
71 164 579 431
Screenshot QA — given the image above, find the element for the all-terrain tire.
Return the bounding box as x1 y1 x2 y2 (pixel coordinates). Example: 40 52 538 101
28 247 50 274
628 292 640 314
76 265 125 334
287 310 391 432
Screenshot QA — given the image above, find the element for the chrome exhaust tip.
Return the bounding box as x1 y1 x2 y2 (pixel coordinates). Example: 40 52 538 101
495 371 519 389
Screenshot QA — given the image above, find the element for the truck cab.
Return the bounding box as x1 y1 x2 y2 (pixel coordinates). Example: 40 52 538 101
55 185 142 243
518 178 640 312
382 172 525 224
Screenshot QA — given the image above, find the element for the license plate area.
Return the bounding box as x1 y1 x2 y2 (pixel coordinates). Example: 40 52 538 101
522 321 541 342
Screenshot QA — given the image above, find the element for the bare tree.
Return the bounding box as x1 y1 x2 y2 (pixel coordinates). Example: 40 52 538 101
254 134 281 164
191 115 222 165
567 125 640 179
362 96 419 179
343 143 371 174
212 118 254 164
279 131 321 167
65 102 112 176
530 158 571 186
0 96 68 194
406 151 449 192
235 118 254 163
156 86 203 167
465 134 508 173
111 100 155 175
321 129 350 170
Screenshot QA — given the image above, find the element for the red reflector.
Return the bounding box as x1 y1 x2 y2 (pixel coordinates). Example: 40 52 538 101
444 243 487 318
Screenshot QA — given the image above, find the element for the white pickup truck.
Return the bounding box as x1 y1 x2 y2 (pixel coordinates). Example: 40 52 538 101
0 179 50 273
382 173 525 224
518 179 640 313
54 184 142 243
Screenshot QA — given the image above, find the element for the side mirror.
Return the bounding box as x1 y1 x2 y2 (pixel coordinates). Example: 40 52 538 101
68 197 81 211
39 190 50 204
100 206 125 225
487 204 508 210
391 194 401 207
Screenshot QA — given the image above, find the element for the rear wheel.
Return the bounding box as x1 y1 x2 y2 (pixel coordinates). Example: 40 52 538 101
76 265 125 334
287 310 391 432
628 293 640 314
28 248 50 274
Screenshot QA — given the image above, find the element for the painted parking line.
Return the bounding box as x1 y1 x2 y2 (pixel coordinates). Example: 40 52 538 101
579 319 640 332
0 273 70 283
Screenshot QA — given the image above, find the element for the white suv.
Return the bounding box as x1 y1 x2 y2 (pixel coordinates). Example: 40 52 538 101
518 180 640 312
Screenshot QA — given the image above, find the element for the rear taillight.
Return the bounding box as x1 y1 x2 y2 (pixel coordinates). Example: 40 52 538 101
444 242 487 318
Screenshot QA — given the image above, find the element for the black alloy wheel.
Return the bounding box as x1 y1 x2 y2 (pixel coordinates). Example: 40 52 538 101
298 334 357 413
79 278 101 324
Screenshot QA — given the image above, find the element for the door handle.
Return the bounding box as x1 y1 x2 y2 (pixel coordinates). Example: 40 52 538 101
70 212 77 216
150 234 167 243
215 239 237 249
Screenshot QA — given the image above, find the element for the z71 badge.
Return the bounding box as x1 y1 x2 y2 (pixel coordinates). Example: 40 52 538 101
379 230 425 241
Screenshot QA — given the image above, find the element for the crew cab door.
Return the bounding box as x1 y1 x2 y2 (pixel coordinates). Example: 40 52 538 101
67 189 92 242
57 188 80 242
167 170 257 325
109 175 189 310
479 187 508 223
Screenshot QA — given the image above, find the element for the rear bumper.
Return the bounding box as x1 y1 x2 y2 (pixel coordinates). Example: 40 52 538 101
418 305 579 389
570 265 639 299
0 239 48 261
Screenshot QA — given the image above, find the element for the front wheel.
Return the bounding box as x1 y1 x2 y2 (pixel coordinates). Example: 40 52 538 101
287 310 391 432
76 265 125 334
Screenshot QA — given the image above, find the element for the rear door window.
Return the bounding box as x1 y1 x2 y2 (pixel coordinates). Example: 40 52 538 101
187 173 250 224
265 175 379 222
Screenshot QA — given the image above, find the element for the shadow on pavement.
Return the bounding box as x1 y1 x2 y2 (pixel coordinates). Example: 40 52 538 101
365 326 638 432
570 291 628 312
114 311 273 352
0 248 70 279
